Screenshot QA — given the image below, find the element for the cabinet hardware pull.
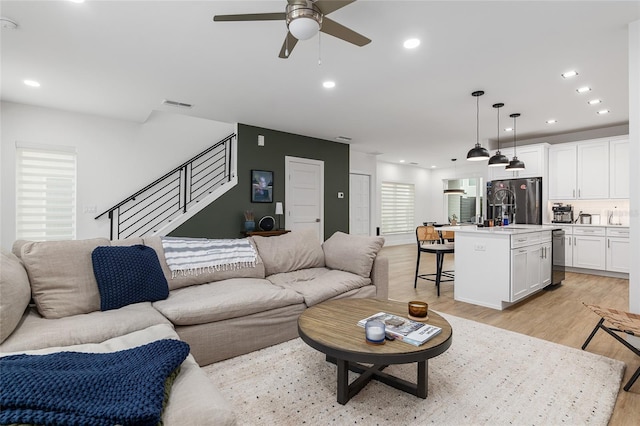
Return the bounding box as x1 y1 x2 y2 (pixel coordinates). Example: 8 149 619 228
608 239 610 248
573 189 575 197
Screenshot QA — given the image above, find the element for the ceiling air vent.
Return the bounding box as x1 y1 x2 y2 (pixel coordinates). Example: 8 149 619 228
162 99 193 109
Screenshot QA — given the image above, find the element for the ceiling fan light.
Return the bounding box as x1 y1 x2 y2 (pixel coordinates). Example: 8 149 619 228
488 152 510 167
288 16 320 40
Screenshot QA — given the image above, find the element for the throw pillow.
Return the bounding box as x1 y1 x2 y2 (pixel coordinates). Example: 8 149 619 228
0 251 32 343
92 245 169 311
322 232 385 278
20 238 110 319
251 230 325 276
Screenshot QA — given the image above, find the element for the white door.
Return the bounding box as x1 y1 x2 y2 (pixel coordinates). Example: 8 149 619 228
285 156 324 241
349 173 370 236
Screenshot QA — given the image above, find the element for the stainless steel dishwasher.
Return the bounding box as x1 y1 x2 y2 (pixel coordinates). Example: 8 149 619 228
551 229 566 285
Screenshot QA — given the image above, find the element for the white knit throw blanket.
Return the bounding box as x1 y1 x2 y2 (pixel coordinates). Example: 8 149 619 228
161 237 257 278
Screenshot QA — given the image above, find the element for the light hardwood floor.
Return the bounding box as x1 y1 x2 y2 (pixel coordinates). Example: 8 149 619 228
381 243 638 426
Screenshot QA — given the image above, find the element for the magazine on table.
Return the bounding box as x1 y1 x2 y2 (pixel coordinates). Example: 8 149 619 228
357 312 442 347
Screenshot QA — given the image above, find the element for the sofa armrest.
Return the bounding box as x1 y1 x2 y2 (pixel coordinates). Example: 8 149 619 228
369 253 389 300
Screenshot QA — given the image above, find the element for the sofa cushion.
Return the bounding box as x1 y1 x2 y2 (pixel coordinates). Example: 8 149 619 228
267 268 371 306
19 238 110 319
143 236 265 291
0 303 171 354
252 230 325 276
323 231 385 278
1 324 236 426
0 251 32 344
152 278 304 326
92 245 169 311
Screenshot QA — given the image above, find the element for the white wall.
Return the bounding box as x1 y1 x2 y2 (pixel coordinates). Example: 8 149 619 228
0 102 234 250
628 20 639 314
349 150 378 236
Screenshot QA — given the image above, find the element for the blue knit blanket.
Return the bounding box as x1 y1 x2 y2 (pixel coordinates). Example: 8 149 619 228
0 339 190 426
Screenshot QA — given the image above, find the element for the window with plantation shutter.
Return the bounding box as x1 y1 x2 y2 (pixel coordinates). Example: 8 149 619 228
380 182 415 235
15 143 77 241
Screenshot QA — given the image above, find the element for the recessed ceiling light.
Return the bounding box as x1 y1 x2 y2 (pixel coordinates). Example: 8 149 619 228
597 109 610 115
546 119 557 124
335 136 351 142
504 127 513 132
403 38 420 49
23 79 40 87
399 160 406 163
588 99 602 105
1 17 19 29
576 86 591 93
322 81 335 89
561 70 578 78
68 0 85 3
431 165 436 168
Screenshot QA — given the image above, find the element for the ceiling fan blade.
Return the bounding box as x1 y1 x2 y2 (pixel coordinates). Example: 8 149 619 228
320 17 371 47
213 13 286 22
315 0 356 15
278 32 299 59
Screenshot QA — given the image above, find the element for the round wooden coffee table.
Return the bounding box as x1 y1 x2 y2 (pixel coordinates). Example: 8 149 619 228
297 298 453 405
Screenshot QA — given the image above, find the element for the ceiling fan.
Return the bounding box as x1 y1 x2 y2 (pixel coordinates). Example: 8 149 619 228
213 0 371 59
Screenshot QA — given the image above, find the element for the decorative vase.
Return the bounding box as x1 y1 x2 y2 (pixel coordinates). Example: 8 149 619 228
244 221 256 232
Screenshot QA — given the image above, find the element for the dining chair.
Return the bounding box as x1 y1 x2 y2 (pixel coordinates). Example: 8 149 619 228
414 226 455 296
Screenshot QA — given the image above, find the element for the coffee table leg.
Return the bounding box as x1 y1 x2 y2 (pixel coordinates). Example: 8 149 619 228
336 358 349 405
417 359 428 398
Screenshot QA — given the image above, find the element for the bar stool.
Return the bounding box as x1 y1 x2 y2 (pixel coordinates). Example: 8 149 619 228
414 226 455 296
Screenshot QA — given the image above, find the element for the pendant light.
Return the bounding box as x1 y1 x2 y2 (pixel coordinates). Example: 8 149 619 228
505 113 525 171
466 90 490 161
488 103 509 167
444 159 466 195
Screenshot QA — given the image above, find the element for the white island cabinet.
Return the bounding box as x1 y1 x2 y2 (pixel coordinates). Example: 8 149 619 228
450 225 556 311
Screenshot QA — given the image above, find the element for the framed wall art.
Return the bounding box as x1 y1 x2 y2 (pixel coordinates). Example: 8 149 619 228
251 170 273 203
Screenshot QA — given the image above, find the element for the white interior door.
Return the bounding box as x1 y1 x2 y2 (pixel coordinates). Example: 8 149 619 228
350 173 370 235
285 156 324 241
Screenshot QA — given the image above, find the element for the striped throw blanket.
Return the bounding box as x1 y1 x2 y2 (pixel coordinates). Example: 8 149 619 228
161 236 257 278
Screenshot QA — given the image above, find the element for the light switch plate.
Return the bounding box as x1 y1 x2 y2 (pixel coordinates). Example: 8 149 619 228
337 192 344 199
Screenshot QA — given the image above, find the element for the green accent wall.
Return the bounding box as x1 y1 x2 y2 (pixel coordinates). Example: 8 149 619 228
172 124 349 240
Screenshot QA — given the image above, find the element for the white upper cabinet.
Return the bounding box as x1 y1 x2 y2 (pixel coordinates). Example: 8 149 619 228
488 144 547 181
577 140 609 199
609 138 629 199
548 144 577 199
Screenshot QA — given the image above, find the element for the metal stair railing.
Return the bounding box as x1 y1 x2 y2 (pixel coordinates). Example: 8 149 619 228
95 133 235 239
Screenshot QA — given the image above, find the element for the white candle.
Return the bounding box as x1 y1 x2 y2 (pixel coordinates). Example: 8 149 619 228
366 320 386 342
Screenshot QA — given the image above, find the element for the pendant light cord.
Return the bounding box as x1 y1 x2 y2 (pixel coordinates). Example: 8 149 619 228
476 95 480 145
513 115 517 156
496 107 500 150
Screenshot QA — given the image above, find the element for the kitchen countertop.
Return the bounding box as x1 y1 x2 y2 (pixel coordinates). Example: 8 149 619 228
438 224 560 235
546 223 628 228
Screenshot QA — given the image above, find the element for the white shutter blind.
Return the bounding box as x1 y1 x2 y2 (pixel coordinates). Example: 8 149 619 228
16 145 77 241
380 182 415 235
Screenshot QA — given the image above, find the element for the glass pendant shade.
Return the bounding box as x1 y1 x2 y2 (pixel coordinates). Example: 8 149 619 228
466 90 490 161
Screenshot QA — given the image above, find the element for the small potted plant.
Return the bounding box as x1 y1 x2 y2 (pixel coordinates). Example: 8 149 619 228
244 210 255 232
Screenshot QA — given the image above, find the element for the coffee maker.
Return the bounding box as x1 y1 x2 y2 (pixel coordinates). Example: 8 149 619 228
552 203 573 223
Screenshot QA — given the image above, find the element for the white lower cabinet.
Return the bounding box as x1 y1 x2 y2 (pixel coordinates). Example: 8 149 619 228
564 235 574 267
510 232 552 302
572 227 606 270
606 227 630 273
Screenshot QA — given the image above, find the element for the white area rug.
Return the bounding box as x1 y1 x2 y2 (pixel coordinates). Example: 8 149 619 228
203 313 624 425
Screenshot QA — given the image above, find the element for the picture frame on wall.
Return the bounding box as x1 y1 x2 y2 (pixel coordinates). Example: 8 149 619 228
251 170 273 203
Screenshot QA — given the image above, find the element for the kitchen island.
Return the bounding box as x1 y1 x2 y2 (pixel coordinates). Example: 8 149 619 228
442 224 560 310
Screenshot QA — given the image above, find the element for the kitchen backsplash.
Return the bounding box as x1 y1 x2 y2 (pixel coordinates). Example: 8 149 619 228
546 199 630 226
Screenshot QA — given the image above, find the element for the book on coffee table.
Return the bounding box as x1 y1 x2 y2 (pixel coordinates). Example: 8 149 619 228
357 312 442 347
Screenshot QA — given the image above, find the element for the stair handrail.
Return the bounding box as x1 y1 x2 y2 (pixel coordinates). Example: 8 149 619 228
95 133 235 220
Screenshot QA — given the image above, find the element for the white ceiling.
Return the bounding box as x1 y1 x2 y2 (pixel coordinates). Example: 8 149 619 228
1 1 638 168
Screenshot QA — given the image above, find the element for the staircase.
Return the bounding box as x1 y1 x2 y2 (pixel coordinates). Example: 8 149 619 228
95 134 236 240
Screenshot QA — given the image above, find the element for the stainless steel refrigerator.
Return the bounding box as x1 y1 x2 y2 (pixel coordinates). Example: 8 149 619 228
486 177 543 225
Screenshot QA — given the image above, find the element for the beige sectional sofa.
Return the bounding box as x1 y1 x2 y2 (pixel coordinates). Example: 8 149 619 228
0 230 388 425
